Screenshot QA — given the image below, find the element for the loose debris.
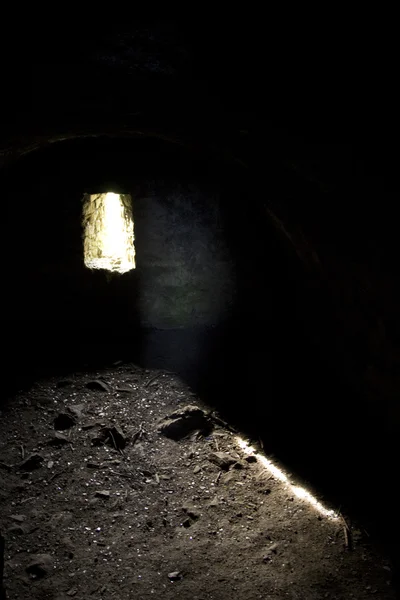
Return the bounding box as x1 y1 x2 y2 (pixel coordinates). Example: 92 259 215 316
208 451 237 470
168 571 183 581
7 525 25 535
0 363 396 600
95 490 111 499
158 405 212 440
182 504 200 521
67 404 85 419
342 516 353 550
9 515 25 523
47 432 70 446
115 385 135 394
26 554 53 579
92 424 126 450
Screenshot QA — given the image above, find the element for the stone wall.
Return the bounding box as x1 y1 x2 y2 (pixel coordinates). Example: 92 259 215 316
133 184 236 329
2 138 240 334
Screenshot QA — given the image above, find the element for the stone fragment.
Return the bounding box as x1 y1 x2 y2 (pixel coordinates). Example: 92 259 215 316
168 571 182 581
158 406 211 440
208 452 236 470
26 554 53 579
68 404 85 419
95 490 110 499
10 515 26 523
92 425 126 450
48 432 69 445
7 525 25 535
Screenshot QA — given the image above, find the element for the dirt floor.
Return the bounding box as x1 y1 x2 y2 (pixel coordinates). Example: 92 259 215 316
0 362 396 599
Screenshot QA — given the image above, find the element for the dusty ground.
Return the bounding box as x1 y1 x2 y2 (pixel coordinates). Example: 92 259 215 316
0 362 396 599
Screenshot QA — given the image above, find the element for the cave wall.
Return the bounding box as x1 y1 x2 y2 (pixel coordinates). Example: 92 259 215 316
3 136 270 377
133 181 235 329
4 138 239 332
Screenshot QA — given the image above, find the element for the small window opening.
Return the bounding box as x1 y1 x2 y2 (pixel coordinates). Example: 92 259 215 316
83 192 135 273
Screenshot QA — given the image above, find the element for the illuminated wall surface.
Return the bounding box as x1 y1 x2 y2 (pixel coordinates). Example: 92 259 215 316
83 193 135 274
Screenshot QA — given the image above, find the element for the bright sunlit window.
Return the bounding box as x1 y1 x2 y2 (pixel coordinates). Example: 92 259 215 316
83 192 135 274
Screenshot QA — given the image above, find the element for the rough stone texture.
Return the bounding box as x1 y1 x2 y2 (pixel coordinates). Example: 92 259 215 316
26 554 53 579
134 184 235 328
83 193 135 273
158 405 211 440
3 142 238 333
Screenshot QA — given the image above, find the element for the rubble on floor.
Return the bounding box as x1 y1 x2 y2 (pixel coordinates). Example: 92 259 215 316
0 363 396 599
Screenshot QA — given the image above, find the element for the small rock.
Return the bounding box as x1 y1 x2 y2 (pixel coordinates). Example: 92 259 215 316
19 454 44 471
48 432 70 446
115 386 135 394
168 571 182 581
47 461 54 469
93 425 126 450
26 554 53 579
262 554 272 563
86 380 110 392
245 455 257 463
208 452 236 470
54 413 76 431
193 465 202 474
68 404 85 419
106 425 126 450
7 525 25 535
10 515 26 523
66 588 78 596
95 490 111 499
158 405 212 440
264 542 278 558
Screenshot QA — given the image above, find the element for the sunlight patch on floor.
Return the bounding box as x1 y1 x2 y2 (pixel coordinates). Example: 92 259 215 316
83 192 135 274
236 437 339 520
